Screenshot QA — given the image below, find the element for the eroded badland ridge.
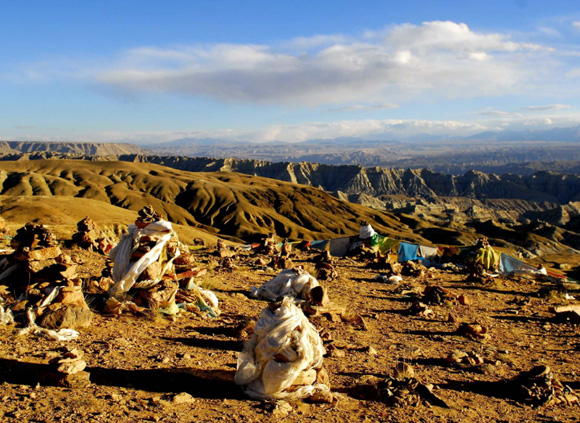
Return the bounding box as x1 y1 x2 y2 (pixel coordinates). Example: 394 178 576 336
0 155 579 277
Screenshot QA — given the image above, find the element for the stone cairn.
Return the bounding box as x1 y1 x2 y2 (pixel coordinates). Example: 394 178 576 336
71 217 114 254
1 223 93 329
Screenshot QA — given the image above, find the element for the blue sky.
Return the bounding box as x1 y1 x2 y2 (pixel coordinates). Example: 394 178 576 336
1 0 580 143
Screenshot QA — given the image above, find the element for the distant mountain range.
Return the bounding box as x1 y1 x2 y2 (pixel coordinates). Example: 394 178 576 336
145 125 580 171
0 141 144 156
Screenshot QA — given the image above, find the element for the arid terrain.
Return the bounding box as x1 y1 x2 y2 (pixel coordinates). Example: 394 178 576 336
0 156 578 422
1 238 579 422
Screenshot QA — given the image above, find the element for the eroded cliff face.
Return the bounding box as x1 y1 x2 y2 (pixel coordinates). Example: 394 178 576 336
1 152 579 206
0 153 579 255
127 156 580 204
2 153 579 204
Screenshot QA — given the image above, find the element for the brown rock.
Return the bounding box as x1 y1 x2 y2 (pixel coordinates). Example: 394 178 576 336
15 246 62 262
38 305 93 329
394 362 415 379
139 261 161 281
458 294 471 306
315 368 330 387
56 371 91 388
308 286 329 306
271 401 292 418
26 259 57 274
57 286 86 307
308 390 334 403
172 392 195 404
58 265 78 280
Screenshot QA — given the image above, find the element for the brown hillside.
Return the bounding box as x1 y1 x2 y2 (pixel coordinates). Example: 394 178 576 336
0 160 429 244
0 195 222 246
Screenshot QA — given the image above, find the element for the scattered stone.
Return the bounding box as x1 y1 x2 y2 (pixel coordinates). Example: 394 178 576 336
406 301 433 318
423 285 461 305
510 365 579 407
271 401 292 418
172 392 195 404
445 350 484 368
377 364 449 408
457 322 490 341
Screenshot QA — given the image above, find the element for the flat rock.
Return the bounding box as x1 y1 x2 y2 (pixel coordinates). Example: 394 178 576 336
172 392 195 404
15 246 62 262
57 359 87 375
39 305 93 329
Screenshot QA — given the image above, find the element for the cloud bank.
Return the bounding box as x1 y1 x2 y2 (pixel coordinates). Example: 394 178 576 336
98 21 546 106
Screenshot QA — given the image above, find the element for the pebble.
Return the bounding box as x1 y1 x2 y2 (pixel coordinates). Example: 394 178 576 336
172 392 195 404
271 401 292 418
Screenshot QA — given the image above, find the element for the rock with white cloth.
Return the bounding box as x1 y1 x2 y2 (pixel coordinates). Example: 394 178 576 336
108 214 180 299
250 267 324 303
235 298 332 401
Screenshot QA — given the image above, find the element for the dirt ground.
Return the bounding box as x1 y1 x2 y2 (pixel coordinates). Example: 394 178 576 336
1 244 579 423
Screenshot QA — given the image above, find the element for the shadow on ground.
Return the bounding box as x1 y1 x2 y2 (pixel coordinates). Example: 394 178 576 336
0 358 244 400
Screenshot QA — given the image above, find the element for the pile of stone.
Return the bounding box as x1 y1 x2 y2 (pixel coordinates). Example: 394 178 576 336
250 267 329 307
1 223 93 329
466 262 495 284
376 363 448 408
422 285 469 306
368 254 399 271
405 301 434 318
401 261 428 278
107 206 219 317
313 251 338 281
107 206 181 308
255 233 280 256
215 239 235 258
456 322 490 341
268 239 294 270
509 365 578 407
70 217 114 254
445 349 485 368
43 348 90 388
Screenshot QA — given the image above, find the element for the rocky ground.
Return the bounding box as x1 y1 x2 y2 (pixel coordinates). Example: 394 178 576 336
1 243 580 423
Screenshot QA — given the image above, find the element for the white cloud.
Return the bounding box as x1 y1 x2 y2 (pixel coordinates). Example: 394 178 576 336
328 104 400 112
283 34 347 50
524 104 572 111
538 27 561 37
97 21 547 106
573 21 580 31
384 21 543 53
4 112 580 144
479 110 523 117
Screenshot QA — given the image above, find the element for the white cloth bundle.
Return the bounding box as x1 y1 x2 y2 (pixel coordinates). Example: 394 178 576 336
235 297 329 400
108 220 179 299
250 268 319 302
